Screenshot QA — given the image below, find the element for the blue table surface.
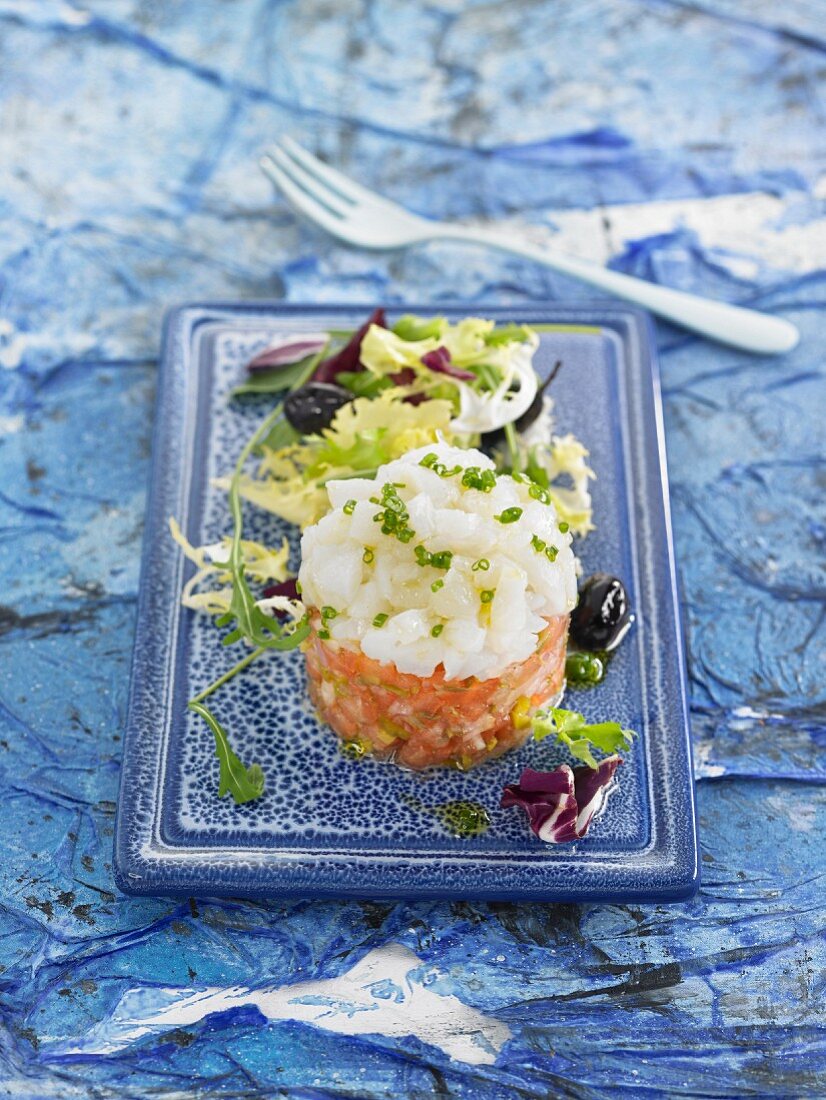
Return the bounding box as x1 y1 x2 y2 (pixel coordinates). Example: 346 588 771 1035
0 2 824 1097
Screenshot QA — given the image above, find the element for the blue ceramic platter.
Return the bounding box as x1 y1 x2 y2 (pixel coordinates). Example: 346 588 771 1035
114 302 698 902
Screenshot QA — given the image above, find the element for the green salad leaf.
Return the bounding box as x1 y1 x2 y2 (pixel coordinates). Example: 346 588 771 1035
218 405 310 651
231 355 317 397
227 390 463 528
532 707 634 769
336 370 393 399
483 323 533 347
232 340 330 399
190 701 265 804
392 314 447 341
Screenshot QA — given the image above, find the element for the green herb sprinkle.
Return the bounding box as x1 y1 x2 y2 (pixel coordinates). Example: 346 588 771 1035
495 507 523 524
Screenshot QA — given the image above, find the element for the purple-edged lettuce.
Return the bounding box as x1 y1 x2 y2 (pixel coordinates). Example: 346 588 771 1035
420 346 475 381
501 756 622 843
247 333 328 371
313 308 387 384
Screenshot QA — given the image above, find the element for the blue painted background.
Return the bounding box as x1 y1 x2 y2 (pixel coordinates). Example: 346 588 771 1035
0 1 824 1096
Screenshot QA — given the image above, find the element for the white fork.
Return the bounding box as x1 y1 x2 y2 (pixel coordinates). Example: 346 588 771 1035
261 137 799 355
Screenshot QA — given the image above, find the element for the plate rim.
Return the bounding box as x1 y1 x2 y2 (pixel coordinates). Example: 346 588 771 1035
113 300 699 902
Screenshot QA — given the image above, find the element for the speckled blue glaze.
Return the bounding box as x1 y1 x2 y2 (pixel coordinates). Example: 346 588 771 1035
114 303 697 901
1 0 824 1096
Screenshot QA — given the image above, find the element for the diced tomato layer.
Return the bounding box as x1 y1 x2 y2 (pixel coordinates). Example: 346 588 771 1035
304 615 568 770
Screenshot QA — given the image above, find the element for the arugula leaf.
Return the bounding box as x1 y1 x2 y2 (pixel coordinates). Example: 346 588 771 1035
222 404 310 651
256 416 299 454
189 701 264 804
532 706 634 769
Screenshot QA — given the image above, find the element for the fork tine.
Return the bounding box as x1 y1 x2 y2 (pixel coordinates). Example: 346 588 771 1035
278 135 395 209
267 146 352 218
259 154 350 239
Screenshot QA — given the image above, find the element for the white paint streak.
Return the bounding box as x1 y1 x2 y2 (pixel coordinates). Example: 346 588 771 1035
766 794 817 833
693 741 726 779
58 944 511 1065
0 319 25 370
498 179 826 276
0 414 24 435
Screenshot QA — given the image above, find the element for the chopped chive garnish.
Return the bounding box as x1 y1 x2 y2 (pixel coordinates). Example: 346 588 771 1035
393 482 406 488
528 484 551 504
531 534 546 553
461 467 497 492
371 483 416 543
431 623 444 637
373 613 389 628
363 547 375 564
414 545 453 570
431 579 444 593
318 628 330 640
343 499 357 515
321 606 338 621
559 521 570 533
545 544 559 562
480 589 495 604
472 558 490 572
495 507 523 524
295 581 302 594
419 453 438 469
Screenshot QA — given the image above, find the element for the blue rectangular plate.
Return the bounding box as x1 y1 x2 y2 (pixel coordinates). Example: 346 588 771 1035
114 302 698 902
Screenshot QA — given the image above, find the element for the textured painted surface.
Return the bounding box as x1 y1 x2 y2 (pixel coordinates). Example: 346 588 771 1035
0 0 824 1096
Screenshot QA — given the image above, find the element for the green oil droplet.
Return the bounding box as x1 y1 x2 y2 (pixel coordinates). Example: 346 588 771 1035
433 800 490 839
565 650 606 688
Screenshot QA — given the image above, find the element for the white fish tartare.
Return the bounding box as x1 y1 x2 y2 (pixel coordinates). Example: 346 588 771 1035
299 442 577 769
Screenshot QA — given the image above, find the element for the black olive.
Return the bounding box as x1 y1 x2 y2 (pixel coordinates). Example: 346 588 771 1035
283 383 353 435
569 573 632 652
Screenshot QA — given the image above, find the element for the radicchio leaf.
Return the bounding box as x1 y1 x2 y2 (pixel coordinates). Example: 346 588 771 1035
262 577 299 618
420 345 475 381
501 756 622 843
386 365 426 405
313 308 387 384
390 366 417 386
247 334 328 371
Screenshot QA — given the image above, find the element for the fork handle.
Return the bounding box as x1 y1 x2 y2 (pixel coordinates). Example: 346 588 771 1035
436 225 798 355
